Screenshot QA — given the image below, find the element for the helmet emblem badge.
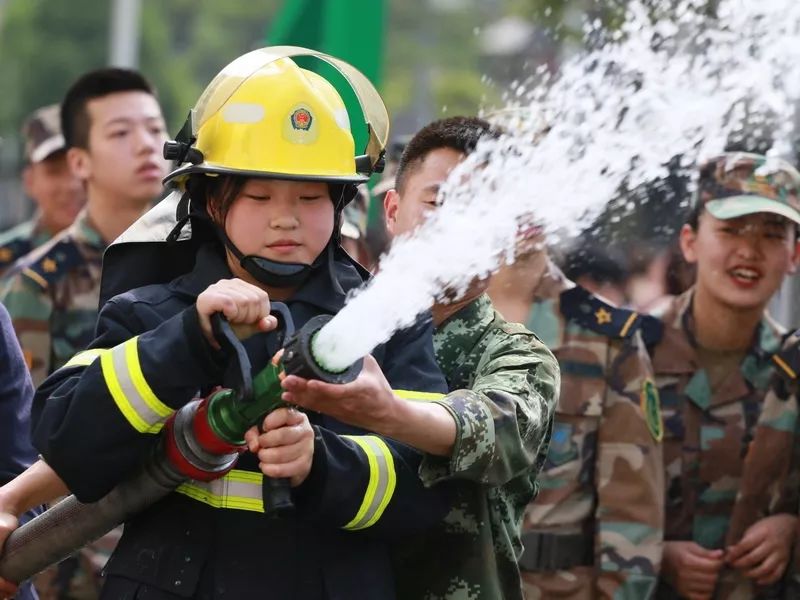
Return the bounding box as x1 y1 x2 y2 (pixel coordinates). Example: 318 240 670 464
291 108 313 131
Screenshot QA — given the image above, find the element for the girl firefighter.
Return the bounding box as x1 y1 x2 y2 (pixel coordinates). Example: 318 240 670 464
28 48 450 599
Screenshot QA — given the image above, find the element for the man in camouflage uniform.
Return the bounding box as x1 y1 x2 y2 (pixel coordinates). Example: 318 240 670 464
0 104 84 275
1 69 168 387
0 68 168 599
651 153 800 599
489 235 665 599
286 116 560 599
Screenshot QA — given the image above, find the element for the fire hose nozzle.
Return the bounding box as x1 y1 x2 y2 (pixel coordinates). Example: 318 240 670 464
281 315 363 384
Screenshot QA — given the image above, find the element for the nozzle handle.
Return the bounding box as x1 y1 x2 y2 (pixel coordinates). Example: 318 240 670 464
263 475 294 518
211 313 253 403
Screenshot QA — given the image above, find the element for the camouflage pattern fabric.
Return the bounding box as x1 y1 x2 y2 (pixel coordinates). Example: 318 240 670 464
0 209 103 386
650 289 797 599
393 293 559 600
0 209 114 599
0 217 51 276
771 330 800 599
521 261 665 600
694 152 800 223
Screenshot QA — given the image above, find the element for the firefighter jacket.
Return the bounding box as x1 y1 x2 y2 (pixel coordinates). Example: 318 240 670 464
32 242 451 600
0 302 39 600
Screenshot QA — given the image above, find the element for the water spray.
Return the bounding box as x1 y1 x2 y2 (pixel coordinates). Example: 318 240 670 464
312 0 800 371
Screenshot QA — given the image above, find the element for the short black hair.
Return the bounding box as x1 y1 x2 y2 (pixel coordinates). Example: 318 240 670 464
563 243 628 286
61 68 156 149
395 116 499 192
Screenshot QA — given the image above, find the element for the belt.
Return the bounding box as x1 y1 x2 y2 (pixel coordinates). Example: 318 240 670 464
519 531 593 572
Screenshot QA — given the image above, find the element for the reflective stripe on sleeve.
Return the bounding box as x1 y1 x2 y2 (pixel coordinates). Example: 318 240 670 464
175 470 264 512
100 336 173 434
63 348 107 369
395 389 445 402
342 435 397 530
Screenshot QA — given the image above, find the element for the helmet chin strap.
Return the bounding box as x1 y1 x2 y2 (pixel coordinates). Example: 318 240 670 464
179 183 356 289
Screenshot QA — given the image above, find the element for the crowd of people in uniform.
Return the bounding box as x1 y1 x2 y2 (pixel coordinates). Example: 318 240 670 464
0 45 798 600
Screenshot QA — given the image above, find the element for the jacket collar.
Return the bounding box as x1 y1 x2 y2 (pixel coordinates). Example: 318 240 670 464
433 294 495 381
169 243 367 315
69 209 107 253
652 288 784 408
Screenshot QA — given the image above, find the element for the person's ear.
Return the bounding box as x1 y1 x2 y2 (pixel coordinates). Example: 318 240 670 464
384 189 400 236
788 236 800 274
679 223 698 264
67 147 91 181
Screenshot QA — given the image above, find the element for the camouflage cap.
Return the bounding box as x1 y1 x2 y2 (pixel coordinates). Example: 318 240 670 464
22 104 65 163
695 151 800 225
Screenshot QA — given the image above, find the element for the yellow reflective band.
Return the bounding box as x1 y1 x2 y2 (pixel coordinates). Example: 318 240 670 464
395 389 445 402
101 337 173 434
175 470 264 512
342 435 397 530
63 348 107 369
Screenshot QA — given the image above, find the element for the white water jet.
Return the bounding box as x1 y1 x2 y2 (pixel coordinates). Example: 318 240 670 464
315 0 800 370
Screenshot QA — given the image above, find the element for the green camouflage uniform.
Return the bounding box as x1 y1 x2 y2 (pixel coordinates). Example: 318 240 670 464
0 209 103 387
394 293 560 600
651 289 799 599
0 217 51 276
0 208 115 600
0 103 67 275
521 261 665 600
769 330 800 598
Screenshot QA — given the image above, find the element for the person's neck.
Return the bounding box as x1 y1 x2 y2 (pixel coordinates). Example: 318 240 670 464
86 187 150 245
432 291 483 327
691 285 764 351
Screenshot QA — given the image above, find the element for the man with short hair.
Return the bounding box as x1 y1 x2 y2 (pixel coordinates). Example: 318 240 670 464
0 67 168 600
0 104 84 274
0 68 168 386
284 116 560 599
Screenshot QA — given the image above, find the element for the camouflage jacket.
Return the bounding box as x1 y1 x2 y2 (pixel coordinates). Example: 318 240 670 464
0 216 51 275
651 289 798 598
769 330 800 598
394 293 559 600
521 261 665 600
0 209 104 386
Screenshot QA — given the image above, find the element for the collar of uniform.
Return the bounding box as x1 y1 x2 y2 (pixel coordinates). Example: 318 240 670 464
30 217 51 248
653 287 784 404
288 249 365 314
530 257 572 302
67 209 106 253
433 293 495 380
169 243 363 315
168 243 232 298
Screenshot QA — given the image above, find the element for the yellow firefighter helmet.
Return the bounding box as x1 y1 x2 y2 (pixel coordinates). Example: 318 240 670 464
164 46 389 185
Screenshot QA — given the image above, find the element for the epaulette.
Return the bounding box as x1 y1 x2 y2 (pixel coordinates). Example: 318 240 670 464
0 238 33 269
19 236 84 291
560 286 663 346
772 330 800 382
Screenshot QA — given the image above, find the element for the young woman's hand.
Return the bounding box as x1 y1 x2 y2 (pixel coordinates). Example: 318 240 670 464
196 278 277 348
244 408 315 487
